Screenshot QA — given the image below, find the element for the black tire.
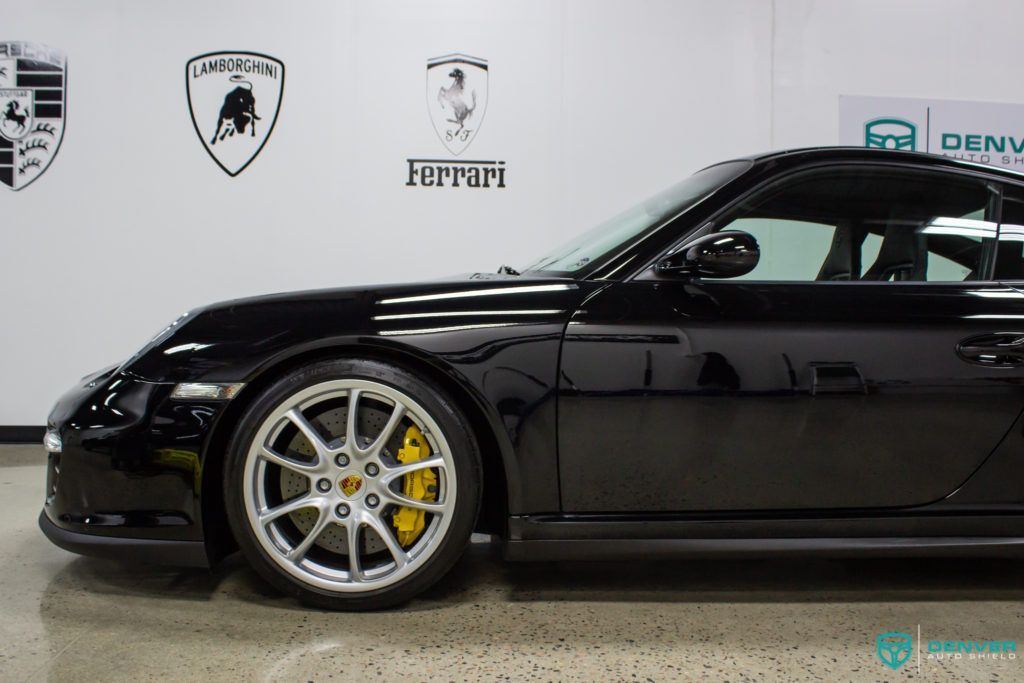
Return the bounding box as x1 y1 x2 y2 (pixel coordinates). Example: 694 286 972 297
224 358 481 610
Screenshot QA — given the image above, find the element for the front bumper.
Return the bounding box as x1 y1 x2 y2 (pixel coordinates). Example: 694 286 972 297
38 511 209 567
41 366 234 559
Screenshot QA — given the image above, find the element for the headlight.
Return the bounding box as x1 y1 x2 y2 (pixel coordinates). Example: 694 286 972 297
43 429 62 453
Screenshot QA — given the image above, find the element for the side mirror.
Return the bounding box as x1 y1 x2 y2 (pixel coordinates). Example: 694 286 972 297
655 230 760 279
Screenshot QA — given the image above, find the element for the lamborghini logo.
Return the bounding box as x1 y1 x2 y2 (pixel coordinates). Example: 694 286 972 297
339 474 363 497
186 51 284 176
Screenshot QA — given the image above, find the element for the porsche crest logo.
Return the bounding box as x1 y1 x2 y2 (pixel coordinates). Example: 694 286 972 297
0 41 67 191
339 474 364 498
186 51 284 177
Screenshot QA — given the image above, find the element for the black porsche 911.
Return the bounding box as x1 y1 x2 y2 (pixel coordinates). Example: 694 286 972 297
40 147 1024 610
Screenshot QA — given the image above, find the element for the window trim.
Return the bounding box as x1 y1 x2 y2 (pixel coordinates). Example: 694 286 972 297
992 186 1024 283
633 160 1009 286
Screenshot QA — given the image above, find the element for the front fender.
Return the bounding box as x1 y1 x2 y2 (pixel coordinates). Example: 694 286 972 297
123 278 591 514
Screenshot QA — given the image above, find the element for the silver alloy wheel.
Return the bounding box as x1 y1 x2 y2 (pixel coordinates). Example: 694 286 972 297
242 379 456 593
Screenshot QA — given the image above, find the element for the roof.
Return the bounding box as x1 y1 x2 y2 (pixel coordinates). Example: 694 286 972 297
719 146 1024 182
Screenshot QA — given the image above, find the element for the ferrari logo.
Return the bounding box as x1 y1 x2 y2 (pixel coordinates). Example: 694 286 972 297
426 53 487 156
339 474 363 497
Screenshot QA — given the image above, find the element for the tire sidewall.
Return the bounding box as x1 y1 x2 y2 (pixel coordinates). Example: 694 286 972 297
224 358 481 610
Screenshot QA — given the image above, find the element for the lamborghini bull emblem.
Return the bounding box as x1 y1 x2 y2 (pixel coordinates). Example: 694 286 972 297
426 53 487 156
186 51 284 177
0 41 67 191
339 474 364 498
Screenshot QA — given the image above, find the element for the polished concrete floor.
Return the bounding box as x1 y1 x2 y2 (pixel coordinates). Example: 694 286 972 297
4 444 1024 682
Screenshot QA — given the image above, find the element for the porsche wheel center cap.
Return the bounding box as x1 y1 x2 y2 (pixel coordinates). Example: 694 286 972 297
338 472 365 499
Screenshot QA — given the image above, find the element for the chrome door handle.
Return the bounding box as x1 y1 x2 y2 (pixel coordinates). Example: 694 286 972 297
957 333 1024 367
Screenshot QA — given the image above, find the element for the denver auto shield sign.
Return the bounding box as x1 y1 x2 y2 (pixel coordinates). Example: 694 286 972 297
840 95 1024 172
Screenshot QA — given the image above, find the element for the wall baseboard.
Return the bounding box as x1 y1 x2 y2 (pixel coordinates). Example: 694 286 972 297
0 426 45 443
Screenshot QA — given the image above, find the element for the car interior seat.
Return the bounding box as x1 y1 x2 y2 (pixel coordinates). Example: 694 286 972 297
862 224 928 281
816 223 867 281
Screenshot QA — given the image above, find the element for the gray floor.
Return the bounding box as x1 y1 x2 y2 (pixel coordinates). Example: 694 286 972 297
4 445 1024 682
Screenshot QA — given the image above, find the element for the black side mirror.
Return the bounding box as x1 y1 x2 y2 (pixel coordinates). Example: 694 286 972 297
655 230 760 279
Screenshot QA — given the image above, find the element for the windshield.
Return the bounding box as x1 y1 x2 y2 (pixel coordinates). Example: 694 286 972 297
522 160 752 274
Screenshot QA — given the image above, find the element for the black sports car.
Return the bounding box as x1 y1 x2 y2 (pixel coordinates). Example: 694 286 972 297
40 147 1024 610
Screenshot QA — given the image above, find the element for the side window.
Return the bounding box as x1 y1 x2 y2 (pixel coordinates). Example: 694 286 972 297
726 218 836 281
711 167 998 282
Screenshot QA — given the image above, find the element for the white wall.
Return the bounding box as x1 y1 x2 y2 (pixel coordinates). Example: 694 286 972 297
0 0 1019 424
772 0 1024 149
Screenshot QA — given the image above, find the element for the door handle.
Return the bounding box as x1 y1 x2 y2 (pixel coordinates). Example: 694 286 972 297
956 332 1024 367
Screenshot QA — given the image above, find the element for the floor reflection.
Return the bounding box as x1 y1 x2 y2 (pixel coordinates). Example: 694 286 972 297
42 543 1024 613
26 523 1024 681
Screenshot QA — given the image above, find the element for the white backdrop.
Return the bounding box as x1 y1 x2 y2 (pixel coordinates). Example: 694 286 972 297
3 0 1024 425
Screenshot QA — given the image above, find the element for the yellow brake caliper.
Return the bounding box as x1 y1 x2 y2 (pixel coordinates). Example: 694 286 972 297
392 424 437 547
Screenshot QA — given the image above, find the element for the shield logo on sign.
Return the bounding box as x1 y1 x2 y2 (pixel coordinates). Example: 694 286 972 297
876 631 913 670
864 118 917 151
0 41 67 191
427 53 487 156
186 51 284 176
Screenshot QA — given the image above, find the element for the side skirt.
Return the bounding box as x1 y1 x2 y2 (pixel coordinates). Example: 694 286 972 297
504 536 1024 561
504 512 1024 561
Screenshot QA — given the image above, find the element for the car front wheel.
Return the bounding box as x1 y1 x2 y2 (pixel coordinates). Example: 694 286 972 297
224 358 481 610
